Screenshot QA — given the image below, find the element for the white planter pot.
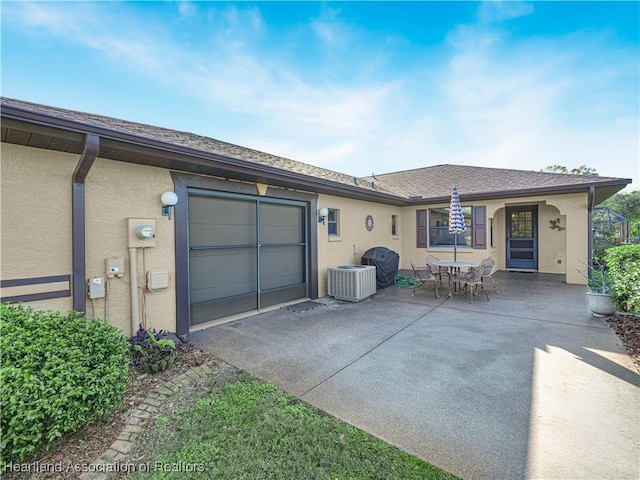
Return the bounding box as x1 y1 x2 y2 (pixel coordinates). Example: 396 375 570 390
586 292 616 317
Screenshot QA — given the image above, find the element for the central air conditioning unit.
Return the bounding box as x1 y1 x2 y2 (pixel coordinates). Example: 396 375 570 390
327 265 376 302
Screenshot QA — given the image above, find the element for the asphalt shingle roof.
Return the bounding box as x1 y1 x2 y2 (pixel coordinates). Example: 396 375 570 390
361 164 626 200
2 97 629 201
1 97 372 192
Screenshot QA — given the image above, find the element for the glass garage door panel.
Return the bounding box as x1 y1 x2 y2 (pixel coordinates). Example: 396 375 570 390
189 196 256 247
259 203 306 308
188 195 259 325
259 203 303 243
260 246 304 290
260 245 306 308
189 248 257 304
189 248 258 325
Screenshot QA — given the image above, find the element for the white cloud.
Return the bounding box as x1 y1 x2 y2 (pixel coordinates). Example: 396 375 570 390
213 4 265 45
3 1 637 189
176 1 197 19
478 1 535 23
310 6 351 48
365 19 638 186
3 2 178 71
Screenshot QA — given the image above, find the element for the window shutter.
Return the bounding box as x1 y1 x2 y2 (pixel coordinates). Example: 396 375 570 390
416 210 427 248
473 205 487 249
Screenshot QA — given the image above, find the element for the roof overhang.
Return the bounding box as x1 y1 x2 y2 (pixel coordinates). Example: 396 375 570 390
2 103 631 208
405 180 631 206
1 105 407 206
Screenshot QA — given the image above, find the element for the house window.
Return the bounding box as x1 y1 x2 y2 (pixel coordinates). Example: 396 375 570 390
416 206 486 249
391 215 398 236
428 207 472 247
328 209 339 237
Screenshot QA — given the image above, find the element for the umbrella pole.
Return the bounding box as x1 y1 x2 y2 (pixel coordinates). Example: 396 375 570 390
454 234 457 262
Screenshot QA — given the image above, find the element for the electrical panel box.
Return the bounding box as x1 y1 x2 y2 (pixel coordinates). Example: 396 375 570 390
127 218 156 248
88 277 105 299
106 256 125 278
147 269 170 291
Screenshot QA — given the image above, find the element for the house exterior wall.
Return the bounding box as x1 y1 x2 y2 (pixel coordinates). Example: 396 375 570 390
84 158 176 335
0 144 176 335
316 194 403 297
1 142 589 336
536 203 567 274
400 192 587 285
0 143 75 313
486 193 587 284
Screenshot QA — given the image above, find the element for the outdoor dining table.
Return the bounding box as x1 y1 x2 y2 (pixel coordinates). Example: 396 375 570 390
432 260 480 297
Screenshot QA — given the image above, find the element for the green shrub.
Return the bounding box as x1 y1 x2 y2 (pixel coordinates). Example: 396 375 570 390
0 304 129 463
605 244 640 312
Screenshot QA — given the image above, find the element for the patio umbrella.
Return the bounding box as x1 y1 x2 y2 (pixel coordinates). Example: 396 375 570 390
448 184 466 262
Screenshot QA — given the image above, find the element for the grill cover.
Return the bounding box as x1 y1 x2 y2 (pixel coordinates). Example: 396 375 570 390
361 247 400 288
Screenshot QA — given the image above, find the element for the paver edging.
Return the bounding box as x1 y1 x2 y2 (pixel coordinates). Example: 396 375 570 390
78 362 217 480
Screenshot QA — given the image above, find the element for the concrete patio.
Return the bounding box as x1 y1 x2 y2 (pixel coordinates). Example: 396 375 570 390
189 271 640 480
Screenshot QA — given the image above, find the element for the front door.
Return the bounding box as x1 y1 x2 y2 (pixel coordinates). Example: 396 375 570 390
506 206 538 269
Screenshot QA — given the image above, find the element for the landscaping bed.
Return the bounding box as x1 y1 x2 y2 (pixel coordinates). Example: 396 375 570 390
606 313 640 372
2 343 218 480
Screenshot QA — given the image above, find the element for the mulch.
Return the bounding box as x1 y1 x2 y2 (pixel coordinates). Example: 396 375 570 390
606 313 640 372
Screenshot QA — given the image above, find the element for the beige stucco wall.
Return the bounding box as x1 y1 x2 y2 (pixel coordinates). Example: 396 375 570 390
488 203 567 274
400 192 588 285
0 144 176 335
536 203 566 274
0 143 75 314
486 193 587 283
316 194 403 297
2 142 590 333
85 158 176 335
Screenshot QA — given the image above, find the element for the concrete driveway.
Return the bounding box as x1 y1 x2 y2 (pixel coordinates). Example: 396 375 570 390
189 272 640 480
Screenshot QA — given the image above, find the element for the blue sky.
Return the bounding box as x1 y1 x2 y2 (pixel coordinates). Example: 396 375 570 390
2 1 639 191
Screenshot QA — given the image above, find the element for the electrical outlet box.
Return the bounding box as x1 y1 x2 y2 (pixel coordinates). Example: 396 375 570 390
106 256 125 278
147 269 170 291
127 218 156 248
88 277 105 299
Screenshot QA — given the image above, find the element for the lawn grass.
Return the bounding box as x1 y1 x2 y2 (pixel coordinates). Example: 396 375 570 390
127 373 459 479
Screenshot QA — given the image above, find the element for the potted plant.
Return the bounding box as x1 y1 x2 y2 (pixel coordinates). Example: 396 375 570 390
580 261 616 317
129 325 177 374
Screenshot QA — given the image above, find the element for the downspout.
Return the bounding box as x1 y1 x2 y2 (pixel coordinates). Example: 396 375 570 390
588 186 596 267
72 134 100 312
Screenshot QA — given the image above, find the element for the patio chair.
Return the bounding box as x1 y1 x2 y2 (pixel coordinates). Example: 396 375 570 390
426 254 449 287
410 261 440 298
454 265 489 301
480 256 499 293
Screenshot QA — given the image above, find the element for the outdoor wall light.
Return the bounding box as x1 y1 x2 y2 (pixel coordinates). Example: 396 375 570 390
161 191 178 220
318 207 329 225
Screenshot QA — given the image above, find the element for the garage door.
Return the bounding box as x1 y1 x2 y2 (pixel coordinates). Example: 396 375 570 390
188 192 308 326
